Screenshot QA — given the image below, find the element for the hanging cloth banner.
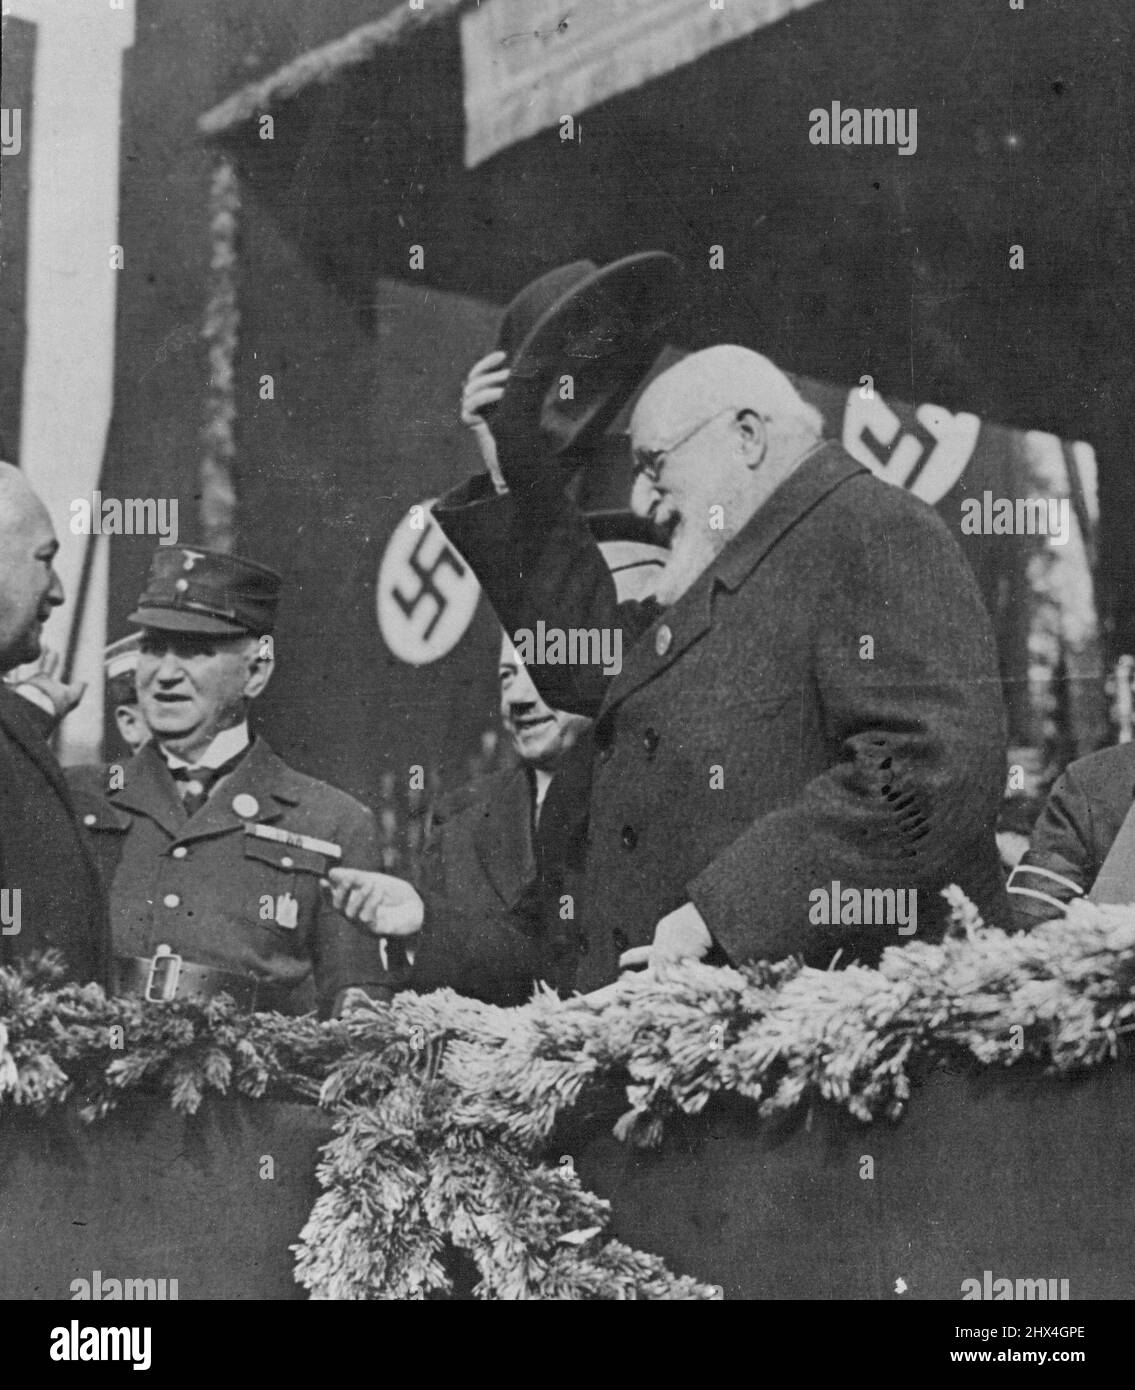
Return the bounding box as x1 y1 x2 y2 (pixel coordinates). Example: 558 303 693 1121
460 0 826 168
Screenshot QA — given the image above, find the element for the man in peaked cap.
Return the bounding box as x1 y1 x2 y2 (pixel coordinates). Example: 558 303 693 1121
67 545 395 1017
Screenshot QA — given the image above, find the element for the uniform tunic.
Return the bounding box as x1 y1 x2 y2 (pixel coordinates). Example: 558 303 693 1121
1007 742 1135 927
67 738 393 1015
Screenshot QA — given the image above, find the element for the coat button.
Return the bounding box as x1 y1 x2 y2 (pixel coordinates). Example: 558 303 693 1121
612 928 629 951
281 856 294 869
83 814 97 826
163 893 181 908
621 824 638 850
171 846 188 859
642 727 660 757
655 625 672 657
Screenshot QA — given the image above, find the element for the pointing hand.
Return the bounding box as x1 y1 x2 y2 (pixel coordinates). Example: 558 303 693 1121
324 867 424 938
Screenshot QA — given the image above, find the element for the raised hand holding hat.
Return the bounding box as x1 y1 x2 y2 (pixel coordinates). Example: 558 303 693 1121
460 349 511 493
475 252 686 491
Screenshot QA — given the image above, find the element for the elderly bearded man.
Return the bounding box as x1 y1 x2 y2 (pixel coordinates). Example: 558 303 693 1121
422 343 1009 989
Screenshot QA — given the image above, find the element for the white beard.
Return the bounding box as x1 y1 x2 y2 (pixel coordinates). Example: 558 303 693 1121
652 520 730 606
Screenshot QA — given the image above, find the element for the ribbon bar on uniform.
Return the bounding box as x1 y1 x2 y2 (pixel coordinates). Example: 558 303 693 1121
242 821 343 861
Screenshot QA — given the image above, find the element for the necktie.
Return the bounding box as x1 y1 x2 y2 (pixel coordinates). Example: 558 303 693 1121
168 748 248 817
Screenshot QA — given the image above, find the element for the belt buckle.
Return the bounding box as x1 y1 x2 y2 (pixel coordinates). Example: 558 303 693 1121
144 944 182 1002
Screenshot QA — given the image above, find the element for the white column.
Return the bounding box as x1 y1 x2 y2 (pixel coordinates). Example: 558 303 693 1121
7 0 135 762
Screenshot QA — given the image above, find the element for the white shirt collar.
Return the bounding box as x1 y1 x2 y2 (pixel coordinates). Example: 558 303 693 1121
162 721 251 771
532 767 554 828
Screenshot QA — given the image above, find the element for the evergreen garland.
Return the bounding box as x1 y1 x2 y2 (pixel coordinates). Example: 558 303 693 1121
3 891 1134 1299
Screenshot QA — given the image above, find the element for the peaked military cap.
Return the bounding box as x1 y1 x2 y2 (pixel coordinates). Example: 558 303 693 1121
128 546 282 637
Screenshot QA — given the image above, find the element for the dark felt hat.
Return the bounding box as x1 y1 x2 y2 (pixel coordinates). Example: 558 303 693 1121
495 252 685 455
127 546 282 637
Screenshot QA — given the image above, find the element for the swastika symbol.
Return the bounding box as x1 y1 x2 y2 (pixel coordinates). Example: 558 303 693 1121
391 527 468 642
843 393 980 505
377 502 481 666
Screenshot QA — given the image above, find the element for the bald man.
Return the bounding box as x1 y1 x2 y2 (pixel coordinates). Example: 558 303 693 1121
429 344 1009 989
0 462 108 983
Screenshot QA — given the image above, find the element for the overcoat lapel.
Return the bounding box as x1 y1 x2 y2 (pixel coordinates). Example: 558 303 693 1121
0 686 76 808
472 764 537 909
0 685 109 938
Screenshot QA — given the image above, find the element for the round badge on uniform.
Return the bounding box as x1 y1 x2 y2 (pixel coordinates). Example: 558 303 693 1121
232 793 260 819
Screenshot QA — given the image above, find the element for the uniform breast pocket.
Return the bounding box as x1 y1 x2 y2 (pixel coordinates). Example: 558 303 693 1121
77 810 131 879
242 836 325 938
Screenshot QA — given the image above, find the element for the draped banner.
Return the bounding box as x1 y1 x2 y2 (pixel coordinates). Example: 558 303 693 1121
461 0 827 167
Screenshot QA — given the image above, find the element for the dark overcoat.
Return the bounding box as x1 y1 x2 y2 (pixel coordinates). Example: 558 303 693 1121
66 738 394 1016
410 749 590 1006
0 684 109 984
435 443 1009 990
1008 742 1135 928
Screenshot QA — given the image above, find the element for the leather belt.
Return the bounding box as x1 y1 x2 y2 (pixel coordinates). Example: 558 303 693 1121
114 947 279 1012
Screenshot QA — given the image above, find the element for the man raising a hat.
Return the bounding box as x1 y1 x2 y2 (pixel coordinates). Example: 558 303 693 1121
417 257 1008 990
68 546 395 1017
